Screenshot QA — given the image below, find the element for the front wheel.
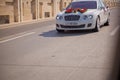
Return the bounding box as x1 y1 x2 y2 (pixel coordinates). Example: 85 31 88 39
104 16 110 26
93 17 100 32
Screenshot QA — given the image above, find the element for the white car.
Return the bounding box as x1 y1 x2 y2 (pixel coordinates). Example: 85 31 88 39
56 0 110 32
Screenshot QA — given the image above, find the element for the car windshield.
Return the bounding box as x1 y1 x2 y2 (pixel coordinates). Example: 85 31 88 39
66 1 97 9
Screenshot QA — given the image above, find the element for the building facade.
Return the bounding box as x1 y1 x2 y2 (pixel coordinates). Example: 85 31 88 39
0 0 119 25
0 0 14 24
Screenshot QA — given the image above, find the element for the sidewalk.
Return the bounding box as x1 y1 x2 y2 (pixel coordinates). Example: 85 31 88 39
0 17 55 30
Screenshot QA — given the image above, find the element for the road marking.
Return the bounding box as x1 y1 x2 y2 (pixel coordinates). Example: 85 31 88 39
110 26 120 36
0 32 35 44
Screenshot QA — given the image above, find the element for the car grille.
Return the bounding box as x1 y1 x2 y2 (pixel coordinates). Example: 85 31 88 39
64 15 80 21
61 24 85 28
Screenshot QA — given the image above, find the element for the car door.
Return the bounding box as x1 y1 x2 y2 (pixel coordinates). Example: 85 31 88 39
98 0 106 25
97 0 104 25
100 0 109 23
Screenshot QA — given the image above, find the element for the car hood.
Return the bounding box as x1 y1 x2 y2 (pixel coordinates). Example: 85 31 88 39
84 9 97 14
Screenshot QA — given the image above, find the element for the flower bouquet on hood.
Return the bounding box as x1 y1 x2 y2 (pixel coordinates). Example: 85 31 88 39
65 8 87 13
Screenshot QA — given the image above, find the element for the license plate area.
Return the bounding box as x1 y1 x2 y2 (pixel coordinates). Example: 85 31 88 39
65 22 78 25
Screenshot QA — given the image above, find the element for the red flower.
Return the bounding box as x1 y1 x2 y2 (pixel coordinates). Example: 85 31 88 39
65 8 87 14
79 8 87 13
65 8 73 13
77 8 87 13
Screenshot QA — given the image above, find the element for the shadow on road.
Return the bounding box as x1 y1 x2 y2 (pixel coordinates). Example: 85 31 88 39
39 29 96 37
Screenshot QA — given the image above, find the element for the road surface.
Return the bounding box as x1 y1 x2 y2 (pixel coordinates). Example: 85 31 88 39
0 8 119 80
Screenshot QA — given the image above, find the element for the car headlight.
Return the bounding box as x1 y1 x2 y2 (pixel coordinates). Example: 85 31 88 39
83 15 93 20
88 15 93 19
56 15 63 20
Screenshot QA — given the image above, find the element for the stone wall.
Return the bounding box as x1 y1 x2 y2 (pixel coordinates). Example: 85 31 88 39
0 0 14 24
38 0 52 19
21 0 33 21
104 0 120 7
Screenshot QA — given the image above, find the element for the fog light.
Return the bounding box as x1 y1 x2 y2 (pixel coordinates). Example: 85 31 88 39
87 23 92 27
56 24 59 27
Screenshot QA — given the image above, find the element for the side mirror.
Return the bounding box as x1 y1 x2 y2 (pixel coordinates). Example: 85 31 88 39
106 6 109 9
98 6 104 10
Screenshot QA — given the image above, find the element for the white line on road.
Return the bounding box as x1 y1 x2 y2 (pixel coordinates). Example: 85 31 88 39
0 32 35 44
110 26 120 36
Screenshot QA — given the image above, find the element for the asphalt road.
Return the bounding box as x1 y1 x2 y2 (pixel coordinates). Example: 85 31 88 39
0 8 119 80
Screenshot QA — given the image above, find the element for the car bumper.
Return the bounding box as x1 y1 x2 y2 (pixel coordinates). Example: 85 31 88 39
56 19 96 30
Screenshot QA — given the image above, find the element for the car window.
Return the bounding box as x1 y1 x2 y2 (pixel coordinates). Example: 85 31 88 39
99 0 105 7
98 0 102 7
66 1 97 9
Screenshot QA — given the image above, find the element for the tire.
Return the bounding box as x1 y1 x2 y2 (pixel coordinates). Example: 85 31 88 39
56 28 64 33
93 17 100 32
104 16 110 26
